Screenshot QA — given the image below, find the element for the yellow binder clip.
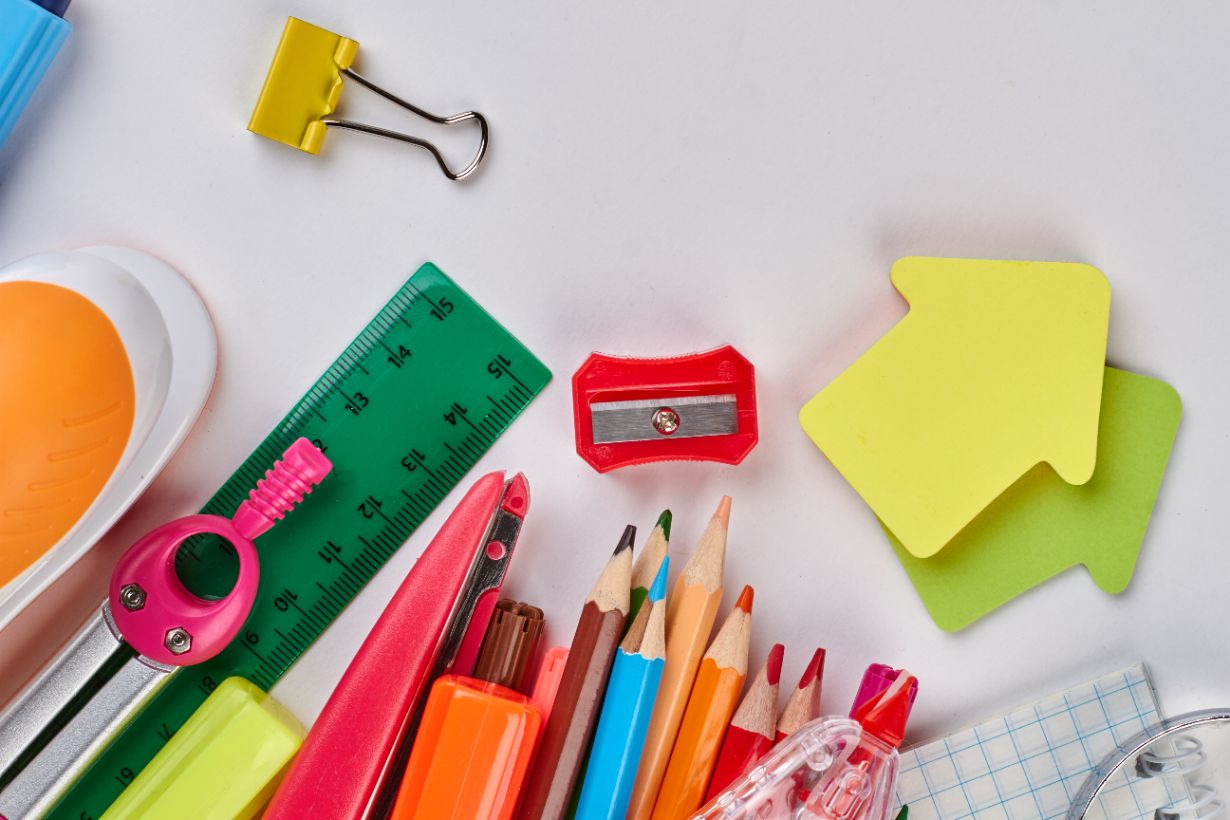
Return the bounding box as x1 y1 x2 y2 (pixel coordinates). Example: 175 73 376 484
247 17 489 181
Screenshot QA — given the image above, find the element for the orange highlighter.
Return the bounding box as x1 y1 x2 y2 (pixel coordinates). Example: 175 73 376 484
392 600 546 820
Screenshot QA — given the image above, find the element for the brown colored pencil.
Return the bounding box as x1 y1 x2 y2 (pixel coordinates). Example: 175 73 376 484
519 525 635 820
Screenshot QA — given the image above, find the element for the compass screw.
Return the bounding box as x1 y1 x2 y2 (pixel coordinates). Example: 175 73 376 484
119 584 147 612
164 627 192 655
652 407 680 436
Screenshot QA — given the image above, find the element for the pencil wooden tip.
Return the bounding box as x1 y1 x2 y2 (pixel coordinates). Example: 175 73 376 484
799 647 826 689
656 509 672 539
588 528 635 612
766 643 785 686
615 524 636 555
714 495 732 526
649 556 669 601
735 584 754 613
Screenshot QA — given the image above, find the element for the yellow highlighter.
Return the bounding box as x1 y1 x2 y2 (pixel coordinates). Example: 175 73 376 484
102 678 304 820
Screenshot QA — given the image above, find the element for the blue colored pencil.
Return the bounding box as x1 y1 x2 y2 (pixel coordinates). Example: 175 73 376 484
575 558 669 820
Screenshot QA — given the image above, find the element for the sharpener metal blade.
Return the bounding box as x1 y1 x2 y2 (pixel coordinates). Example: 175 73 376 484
590 394 738 444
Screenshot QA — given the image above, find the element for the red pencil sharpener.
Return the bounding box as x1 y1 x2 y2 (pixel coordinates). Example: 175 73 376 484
571 345 758 473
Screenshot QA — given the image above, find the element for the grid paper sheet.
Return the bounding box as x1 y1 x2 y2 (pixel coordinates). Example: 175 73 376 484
894 664 1185 819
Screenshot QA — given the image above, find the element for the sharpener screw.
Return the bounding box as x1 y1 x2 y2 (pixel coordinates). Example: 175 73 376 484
119 584 147 612
652 407 680 436
165 627 192 655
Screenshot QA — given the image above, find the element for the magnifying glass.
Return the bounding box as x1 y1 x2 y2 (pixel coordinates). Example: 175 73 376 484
1069 709 1230 819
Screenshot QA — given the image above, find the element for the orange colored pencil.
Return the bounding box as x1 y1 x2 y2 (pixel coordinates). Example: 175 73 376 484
627 498 730 820
650 585 753 820
775 647 825 744
704 643 783 802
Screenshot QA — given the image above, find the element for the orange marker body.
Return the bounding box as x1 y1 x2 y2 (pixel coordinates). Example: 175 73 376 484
393 676 542 820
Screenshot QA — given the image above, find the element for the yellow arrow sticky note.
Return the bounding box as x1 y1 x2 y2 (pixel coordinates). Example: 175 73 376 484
799 257 1110 558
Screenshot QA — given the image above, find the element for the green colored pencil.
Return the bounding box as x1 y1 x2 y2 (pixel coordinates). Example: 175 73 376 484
628 510 670 624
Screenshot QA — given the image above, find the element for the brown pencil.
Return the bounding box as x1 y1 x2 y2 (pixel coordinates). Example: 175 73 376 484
519 525 635 820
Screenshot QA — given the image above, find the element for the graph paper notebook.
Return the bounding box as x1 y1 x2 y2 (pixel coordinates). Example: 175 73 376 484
893 664 1190 819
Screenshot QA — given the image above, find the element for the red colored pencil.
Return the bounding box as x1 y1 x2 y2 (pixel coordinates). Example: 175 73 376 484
775 647 825 744
703 643 784 802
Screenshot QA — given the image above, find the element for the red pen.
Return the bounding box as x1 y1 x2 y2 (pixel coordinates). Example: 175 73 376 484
264 471 530 820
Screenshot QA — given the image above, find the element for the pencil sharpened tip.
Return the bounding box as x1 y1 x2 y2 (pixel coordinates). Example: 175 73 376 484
649 556 669 601
714 495 732 526
735 584 754 613
615 524 636 555
799 647 826 688
656 509 672 540
766 643 785 686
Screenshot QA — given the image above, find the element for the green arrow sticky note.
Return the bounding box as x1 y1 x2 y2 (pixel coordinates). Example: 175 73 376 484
888 367 1181 632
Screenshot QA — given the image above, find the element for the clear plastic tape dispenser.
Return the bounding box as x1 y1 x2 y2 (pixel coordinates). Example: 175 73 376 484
696 670 916 820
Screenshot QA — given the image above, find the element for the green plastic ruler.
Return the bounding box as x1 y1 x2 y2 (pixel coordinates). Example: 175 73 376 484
48 262 551 819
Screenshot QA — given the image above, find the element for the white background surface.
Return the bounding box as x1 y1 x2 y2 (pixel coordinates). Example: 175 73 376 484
2 0 1229 752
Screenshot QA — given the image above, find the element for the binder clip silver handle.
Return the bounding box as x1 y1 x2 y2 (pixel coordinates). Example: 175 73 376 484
325 68 489 181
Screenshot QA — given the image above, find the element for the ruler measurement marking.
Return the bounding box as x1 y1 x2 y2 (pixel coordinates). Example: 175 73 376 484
356 537 379 569
399 490 428 521
423 471 451 501
486 396 509 423
237 641 264 663
289 622 312 647
267 644 291 669
433 454 461 487
495 394 516 417
460 435 483 461
331 571 358 599
301 603 330 633
406 493 432 522
450 440 472 464
456 411 482 436
462 430 485 453
317 581 346 608
288 597 322 632
376 338 398 360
